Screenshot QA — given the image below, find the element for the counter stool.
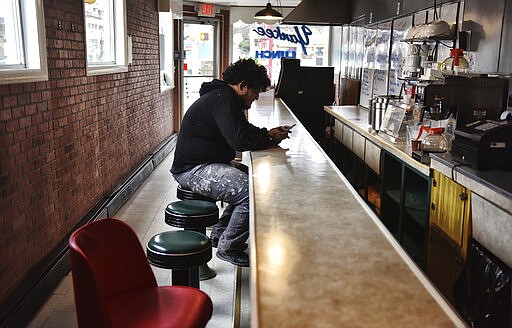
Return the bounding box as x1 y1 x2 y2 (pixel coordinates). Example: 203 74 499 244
146 230 212 288
177 185 216 202
165 199 219 280
177 184 224 208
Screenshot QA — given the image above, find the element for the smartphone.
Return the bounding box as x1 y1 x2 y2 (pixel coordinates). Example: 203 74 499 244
279 124 296 134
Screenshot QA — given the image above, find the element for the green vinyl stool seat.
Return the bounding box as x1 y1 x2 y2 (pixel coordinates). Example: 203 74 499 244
165 199 219 229
165 199 219 281
147 230 212 288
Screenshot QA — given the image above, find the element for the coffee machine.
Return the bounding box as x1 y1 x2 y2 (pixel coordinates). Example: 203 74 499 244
415 82 452 123
414 75 509 127
412 75 509 164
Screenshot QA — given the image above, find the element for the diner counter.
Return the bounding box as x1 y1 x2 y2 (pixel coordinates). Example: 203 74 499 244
246 95 465 327
324 105 512 213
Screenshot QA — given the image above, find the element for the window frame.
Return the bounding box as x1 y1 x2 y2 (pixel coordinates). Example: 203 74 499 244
0 0 48 85
159 11 175 91
84 0 128 76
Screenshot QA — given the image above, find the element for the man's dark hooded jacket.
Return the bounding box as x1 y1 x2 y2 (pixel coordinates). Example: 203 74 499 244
171 79 273 174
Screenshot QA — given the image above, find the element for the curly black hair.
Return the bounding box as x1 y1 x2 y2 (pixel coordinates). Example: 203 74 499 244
222 58 271 92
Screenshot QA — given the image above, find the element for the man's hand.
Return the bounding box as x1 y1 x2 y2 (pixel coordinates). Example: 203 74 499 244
268 126 292 146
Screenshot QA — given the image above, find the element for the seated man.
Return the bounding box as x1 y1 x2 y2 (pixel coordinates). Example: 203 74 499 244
171 59 291 267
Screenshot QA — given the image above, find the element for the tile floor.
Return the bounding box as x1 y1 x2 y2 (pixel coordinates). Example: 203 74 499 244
26 148 239 328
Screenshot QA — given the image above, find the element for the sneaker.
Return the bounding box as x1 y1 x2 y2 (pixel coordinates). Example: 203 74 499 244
216 249 249 267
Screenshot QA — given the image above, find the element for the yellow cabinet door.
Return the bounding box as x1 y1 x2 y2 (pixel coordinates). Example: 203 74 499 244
429 170 471 252
428 170 472 303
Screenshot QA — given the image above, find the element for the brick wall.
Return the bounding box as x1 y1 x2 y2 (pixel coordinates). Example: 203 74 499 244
0 0 174 304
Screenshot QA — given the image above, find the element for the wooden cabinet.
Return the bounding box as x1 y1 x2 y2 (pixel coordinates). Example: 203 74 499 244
342 124 353 150
329 118 381 214
381 150 431 269
352 131 365 160
429 170 471 253
364 140 381 175
427 170 471 303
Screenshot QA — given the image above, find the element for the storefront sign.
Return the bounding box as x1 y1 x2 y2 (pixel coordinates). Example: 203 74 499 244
252 25 312 55
255 50 296 59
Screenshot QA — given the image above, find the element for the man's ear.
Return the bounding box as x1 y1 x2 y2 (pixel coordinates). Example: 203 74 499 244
237 82 248 95
230 82 247 96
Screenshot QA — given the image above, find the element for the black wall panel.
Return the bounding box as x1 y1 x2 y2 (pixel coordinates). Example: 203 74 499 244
499 0 512 74
401 0 434 15
351 0 402 24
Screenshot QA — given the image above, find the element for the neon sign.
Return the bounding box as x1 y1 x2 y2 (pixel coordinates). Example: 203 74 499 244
252 25 312 55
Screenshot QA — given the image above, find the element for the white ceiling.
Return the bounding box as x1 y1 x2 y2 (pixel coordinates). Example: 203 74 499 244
186 0 301 8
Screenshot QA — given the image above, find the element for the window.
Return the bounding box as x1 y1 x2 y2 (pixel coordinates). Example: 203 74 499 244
232 21 330 85
0 0 48 84
84 0 128 75
159 11 174 91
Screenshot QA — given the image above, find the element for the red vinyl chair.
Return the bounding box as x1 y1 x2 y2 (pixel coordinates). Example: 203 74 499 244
69 218 213 328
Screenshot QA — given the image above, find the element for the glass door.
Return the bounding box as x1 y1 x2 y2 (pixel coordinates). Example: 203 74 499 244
182 19 219 116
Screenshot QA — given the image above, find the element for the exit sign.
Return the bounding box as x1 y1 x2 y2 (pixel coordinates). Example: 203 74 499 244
198 3 215 17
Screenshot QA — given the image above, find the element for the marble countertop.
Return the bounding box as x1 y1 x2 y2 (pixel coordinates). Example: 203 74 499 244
247 95 465 327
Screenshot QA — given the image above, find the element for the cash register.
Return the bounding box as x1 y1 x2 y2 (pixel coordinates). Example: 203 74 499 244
451 118 512 170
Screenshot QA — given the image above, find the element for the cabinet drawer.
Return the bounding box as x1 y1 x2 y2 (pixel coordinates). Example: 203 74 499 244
334 119 343 141
365 140 381 175
342 125 353 150
353 132 365 160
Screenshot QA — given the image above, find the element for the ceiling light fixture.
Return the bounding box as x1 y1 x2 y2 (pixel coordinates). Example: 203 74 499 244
254 1 283 21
